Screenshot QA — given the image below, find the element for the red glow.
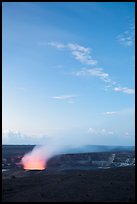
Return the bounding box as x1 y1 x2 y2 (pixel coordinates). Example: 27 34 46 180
22 157 45 170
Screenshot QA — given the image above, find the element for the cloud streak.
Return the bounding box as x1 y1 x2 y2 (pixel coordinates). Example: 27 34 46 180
73 67 116 84
2 130 50 145
67 43 97 65
116 24 135 47
88 127 114 135
51 95 77 100
47 41 134 95
47 41 66 49
48 42 97 65
103 111 117 115
113 87 135 94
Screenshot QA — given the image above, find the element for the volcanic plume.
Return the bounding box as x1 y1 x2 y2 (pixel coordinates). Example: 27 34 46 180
20 133 92 170
21 145 58 170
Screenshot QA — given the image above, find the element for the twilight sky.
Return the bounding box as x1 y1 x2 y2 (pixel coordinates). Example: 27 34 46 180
2 2 135 145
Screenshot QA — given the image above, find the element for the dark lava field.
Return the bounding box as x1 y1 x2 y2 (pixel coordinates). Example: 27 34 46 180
2 145 135 202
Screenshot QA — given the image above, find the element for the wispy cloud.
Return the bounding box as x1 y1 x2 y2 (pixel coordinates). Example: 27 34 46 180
103 111 117 115
88 127 114 135
74 67 109 80
47 42 66 49
51 95 78 104
73 67 134 95
73 67 116 85
47 41 134 95
113 87 135 94
116 24 135 47
51 95 77 100
2 130 50 145
67 43 97 65
47 42 97 65
73 68 134 95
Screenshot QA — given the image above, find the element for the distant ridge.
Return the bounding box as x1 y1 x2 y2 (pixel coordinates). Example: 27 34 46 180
2 144 135 157
63 145 135 154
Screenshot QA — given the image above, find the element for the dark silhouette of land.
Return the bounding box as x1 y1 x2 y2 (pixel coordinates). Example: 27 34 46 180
2 145 135 202
2 167 135 202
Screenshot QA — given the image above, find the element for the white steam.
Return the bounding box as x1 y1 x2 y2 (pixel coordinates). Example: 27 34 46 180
21 142 66 170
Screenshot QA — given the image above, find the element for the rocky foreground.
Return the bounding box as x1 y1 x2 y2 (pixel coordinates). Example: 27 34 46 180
2 166 135 202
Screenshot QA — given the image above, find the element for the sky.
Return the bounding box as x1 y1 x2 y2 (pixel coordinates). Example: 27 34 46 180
2 2 135 146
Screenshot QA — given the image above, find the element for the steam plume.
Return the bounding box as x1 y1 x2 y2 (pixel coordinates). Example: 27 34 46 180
21 143 64 170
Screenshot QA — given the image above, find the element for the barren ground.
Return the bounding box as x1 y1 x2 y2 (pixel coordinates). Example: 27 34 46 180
2 166 135 202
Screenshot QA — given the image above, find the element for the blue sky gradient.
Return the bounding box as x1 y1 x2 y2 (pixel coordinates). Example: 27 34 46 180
2 2 135 145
